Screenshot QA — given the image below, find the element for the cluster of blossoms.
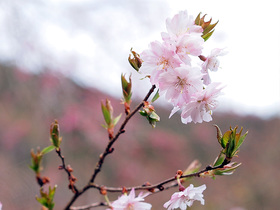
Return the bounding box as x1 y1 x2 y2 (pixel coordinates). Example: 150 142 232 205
140 10 226 124
108 185 206 210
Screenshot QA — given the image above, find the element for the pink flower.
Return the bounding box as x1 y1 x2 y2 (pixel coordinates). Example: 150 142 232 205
141 41 182 85
180 82 224 124
162 10 203 43
201 48 227 85
158 64 203 107
108 188 152 210
175 34 204 64
163 184 206 210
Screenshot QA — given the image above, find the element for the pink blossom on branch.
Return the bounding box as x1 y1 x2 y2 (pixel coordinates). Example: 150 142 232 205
162 10 203 43
140 9 225 124
108 188 152 210
158 64 204 107
201 48 227 85
181 82 224 124
175 34 204 64
140 41 181 85
163 184 206 210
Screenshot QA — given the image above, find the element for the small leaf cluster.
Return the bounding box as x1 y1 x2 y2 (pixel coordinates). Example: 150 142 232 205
36 186 57 210
195 13 218 41
139 101 160 128
121 73 132 114
101 99 122 139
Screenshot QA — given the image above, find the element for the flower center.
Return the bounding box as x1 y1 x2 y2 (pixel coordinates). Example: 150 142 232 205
126 203 134 210
158 57 169 70
175 76 189 93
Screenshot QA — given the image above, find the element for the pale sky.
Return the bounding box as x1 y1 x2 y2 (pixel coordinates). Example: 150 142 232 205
0 0 279 118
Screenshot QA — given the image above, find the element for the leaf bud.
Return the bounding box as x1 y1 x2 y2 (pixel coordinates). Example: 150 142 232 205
128 48 142 71
50 120 62 149
195 13 218 41
121 73 132 114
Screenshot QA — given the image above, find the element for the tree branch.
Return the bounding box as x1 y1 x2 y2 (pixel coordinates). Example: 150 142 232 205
56 148 78 194
70 160 230 209
64 85 156 210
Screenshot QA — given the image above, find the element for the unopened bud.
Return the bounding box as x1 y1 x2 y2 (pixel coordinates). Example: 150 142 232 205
128 48 142 71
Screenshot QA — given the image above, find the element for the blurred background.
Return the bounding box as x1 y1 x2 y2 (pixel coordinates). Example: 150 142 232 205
0 0 279 209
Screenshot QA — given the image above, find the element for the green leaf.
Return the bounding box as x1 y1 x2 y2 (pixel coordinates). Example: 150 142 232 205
139 110 147 117
203 21 219 35
41 145 56 155
213 152 226 167
232 129 248 156
113 113 122 126
214 124 223 145
195 12 201 25
151 89 160 103
221 130 231 148
236 129 248 150
227 135 236 158
213 162 242 176
101 102 111 125
149 111 160 121
202 30 215 41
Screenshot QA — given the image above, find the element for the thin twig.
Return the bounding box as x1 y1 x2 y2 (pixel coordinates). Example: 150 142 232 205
71 160 230 210
56 148 78 193
64 85 156 210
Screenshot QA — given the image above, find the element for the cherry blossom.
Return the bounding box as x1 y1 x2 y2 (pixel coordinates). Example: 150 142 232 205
108 188 152 210
175 34 204 64
162 10 203 44
158 64 203 107
201 48 227 85
140 41 181 85
163 184 206 210
140 10 225 124
180 82 224 124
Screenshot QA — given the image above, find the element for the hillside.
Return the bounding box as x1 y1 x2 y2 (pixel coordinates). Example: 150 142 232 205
0 65 279 210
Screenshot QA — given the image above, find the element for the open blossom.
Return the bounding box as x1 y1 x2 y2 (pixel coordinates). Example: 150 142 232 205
158 64 203 107
201 48 227 85
180 82 224 124
108 188 152 210
175 34 204 64
162 10 203 43
164 184 206 210
140 41 181 85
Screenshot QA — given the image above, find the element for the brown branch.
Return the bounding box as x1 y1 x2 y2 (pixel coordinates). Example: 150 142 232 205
64 85 156 210
56 148 78 194
70 160 230 210
70 202 107 210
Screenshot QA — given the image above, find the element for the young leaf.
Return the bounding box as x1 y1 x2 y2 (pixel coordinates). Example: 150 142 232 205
101 102 111 125
41 145 56 155
151 89 160 103
113 113 122 126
